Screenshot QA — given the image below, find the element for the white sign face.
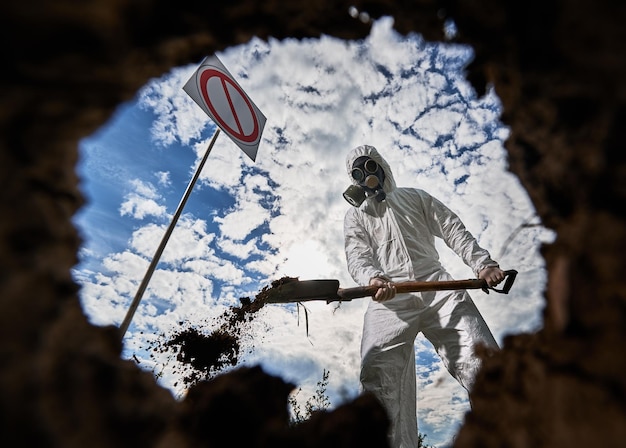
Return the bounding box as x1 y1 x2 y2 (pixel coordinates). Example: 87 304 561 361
184 56 266 161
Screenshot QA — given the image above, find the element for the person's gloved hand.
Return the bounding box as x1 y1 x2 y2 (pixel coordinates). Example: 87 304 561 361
478 266 506 287
370 277 396 302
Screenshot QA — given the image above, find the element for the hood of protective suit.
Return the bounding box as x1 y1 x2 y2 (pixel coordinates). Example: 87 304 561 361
345 145 397 212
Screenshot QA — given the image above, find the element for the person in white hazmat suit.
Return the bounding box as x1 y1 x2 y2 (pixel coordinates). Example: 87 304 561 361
342 145 505 448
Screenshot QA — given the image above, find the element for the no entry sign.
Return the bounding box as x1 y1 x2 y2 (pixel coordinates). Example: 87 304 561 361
184 56 266 161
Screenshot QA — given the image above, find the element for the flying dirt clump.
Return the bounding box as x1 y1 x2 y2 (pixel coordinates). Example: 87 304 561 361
149 277 298 387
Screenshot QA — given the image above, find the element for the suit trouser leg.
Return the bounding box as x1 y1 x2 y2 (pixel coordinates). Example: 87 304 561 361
360 295 421 448
422 288 499 392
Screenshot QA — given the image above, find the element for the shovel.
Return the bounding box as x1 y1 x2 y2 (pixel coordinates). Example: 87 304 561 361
264 270 518 304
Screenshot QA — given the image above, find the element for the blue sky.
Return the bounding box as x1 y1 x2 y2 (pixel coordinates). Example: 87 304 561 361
73 17 553 447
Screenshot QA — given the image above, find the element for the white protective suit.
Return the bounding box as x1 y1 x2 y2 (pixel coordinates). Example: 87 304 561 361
343 145 499 448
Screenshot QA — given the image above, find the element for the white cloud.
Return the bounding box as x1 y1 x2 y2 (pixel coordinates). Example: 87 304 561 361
138 65 209 147
217 236 261 260
119 179 167 219
182 258 247 285
197 139 247 189
213 201 270 241
156 171 171 186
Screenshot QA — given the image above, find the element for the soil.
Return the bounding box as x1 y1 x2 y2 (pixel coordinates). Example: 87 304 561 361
149 277 298 388
2 1 626 447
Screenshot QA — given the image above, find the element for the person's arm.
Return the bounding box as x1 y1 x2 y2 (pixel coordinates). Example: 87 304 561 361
344 216 397 301
344 209 397 301
425 193 501 279
343 210 387 286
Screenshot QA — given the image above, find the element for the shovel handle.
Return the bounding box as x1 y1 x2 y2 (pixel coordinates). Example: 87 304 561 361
335 270 518 301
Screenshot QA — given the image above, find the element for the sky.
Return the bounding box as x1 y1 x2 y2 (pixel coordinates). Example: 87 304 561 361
73 17 554 448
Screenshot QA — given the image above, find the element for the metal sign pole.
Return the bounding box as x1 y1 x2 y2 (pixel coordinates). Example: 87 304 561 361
119 129 221 338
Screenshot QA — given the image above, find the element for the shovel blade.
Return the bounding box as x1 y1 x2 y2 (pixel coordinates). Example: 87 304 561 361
264 279 340 303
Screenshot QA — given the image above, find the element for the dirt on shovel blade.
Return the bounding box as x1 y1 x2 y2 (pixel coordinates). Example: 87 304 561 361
148 277 298 387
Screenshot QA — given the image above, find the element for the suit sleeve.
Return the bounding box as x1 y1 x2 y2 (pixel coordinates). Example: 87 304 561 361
424 193 499 277
343 209 388 286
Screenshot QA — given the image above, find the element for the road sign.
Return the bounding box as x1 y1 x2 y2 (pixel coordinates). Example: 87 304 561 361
184 56 266 161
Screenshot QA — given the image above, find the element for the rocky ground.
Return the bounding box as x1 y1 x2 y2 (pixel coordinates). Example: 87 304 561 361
1 0 625 446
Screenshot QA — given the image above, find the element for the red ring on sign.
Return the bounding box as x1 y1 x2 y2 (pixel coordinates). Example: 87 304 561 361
198 68 260 144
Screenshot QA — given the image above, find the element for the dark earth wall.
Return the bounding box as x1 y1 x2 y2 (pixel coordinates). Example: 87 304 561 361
1 0 624 446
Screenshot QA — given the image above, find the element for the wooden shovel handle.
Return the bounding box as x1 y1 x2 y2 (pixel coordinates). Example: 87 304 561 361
335 270 517 301
336 279 484 301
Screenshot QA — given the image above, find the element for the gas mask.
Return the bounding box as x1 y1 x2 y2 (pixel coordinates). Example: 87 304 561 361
343 156 387 207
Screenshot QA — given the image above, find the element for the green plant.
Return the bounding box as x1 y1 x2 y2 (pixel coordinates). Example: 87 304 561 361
418 432 436 448
288 369 331 424
288 369 435 448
